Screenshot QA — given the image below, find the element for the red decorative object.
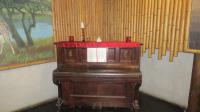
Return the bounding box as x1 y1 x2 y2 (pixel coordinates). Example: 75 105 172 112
126 36 131 42
54 41 141 48
68 36 74 42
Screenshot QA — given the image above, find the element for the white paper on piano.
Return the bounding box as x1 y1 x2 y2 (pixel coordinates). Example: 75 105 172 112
87 48 107 62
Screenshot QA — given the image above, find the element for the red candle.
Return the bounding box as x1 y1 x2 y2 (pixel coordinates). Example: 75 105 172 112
69 36 74 42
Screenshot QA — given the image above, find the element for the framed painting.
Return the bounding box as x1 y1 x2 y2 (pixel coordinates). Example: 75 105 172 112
186 0 200 53
0 0 55 71
187 0 200 112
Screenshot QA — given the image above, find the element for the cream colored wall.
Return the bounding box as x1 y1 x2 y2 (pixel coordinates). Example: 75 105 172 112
140 50 194 108
0 62 58 112
0 52 193 111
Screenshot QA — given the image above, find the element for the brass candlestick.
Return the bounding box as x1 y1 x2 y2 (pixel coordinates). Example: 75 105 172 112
81 28 85 42
80 22 86 42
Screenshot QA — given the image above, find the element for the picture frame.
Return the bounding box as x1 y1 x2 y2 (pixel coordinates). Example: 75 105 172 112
0 0 55 71
185 0 200 53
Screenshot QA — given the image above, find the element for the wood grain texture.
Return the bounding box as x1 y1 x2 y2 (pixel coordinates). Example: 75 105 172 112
187 54 200 112
53 46 142 112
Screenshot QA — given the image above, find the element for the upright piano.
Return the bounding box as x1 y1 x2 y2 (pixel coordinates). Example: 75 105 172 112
53 41 142 112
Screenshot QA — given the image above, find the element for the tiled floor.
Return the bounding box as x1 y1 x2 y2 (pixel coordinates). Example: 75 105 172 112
20 93 184 112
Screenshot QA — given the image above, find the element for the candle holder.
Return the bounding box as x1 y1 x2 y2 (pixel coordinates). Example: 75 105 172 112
68 36 74 42
80 22 86 42
126 36 131 42
81 28 86 42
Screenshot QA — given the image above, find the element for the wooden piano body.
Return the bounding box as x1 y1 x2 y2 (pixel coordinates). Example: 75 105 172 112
53 42 142 112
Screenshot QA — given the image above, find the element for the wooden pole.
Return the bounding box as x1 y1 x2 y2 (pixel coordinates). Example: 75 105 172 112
146 0 152 49
167 0 175 49
179 0 186 51
158 0 165 60
138 0 143 42
52 0 57 42
148 0 154 58
151 0 158 54
174 0 182 57
162 0 170 56
169 0 178 62
143 0 148 51
184 0 192 51
155 0 162 48
63 0 69 41
187 54 200 112
133 0 137 41
141 0 145 55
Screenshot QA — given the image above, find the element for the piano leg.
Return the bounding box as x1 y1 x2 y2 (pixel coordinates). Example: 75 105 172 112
132 100 140 112
129 101 140 112
56 97 63 112
132 82 141 112
127 83 141 112
56 81 64 112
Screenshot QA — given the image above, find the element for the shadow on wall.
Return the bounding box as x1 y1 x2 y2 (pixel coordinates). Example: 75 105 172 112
140 50 193 108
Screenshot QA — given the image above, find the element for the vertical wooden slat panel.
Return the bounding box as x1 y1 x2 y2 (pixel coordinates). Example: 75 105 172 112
120 0 126 40
110 0 114 40
52 0 57 41
179 0 186 51
148 0 155 58
146 0 151 49
69 0 74 38
127 0 132 38
55 0 60 40
85 0 89 40
61 0 65 41
72 0 77 39
184 0 192 51
170 0 179 62
151 0 158 54
77 0 81 40
142 0 149 52
102 0 107 41
162 0 170 56
167 0 174 49
138 0 143 43
133 0 137 41
155 0 162 48
105 0 109 41
112 0 116 40
140 0 145 55
158 0 166 60
136 0 140 42
174 0 182 57
124 0 128 38
52 0 192 61
63 0 68 40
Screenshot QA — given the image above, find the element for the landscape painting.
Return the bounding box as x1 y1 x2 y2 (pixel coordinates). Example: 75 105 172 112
189 0 200 50
0 0 55 70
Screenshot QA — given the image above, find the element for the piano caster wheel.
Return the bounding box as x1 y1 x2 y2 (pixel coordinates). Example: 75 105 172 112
132 100 140 112
77 105 82 109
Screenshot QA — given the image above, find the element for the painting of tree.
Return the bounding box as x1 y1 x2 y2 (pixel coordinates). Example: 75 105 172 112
0 0 55 70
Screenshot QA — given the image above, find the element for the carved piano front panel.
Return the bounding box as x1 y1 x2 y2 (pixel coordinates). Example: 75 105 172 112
53 42 142 112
